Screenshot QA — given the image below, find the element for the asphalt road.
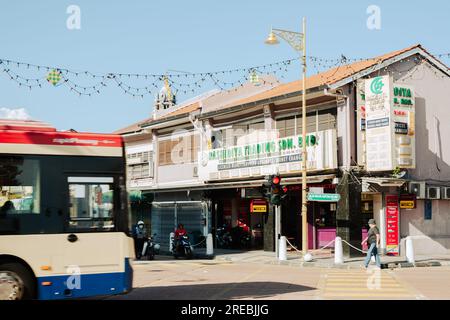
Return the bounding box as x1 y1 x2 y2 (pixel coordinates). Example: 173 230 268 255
108 259 450 300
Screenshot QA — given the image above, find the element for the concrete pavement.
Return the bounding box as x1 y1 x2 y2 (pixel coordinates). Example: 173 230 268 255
190 248 450 269
111 258 450 300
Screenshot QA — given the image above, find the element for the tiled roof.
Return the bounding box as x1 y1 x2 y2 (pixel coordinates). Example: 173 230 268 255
114 117 152 134
114 101 201 134
115 44 444 134
218 44 423 110
159 101 201 118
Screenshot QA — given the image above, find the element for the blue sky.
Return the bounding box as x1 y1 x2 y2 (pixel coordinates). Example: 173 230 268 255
0 0 449 133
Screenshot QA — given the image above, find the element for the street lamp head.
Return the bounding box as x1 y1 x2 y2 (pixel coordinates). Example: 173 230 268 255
264 29 279 45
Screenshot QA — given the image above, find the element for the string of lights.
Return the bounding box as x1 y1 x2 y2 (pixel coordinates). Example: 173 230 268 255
0 52 448 98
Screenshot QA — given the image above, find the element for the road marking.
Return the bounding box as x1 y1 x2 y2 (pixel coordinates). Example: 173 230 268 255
320 270 416 299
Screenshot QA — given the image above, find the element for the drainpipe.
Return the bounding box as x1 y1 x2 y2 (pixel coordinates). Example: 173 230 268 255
324 88 351 168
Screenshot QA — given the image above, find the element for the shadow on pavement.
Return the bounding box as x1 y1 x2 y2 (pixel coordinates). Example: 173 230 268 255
111 281 316 300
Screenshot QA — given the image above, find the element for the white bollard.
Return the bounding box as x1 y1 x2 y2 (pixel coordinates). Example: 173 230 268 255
406 236 415 264
303 253 313 262
206 233 214 256
169 232 174 252
334 236 344 264
279 236 287 261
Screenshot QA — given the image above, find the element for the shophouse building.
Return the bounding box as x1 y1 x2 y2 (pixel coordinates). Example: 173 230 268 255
116 44 450 256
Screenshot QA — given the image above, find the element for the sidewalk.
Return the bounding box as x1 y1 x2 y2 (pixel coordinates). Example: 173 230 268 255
194 248 450 269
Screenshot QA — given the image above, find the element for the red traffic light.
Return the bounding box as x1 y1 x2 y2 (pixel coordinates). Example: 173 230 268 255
282 186 288 193
272 176 280 185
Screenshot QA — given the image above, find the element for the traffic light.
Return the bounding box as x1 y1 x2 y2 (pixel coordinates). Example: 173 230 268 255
269 175 284 205
262 175 288 205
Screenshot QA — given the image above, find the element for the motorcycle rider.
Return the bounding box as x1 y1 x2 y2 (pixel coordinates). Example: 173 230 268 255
133 220 147 259
174 223 187 253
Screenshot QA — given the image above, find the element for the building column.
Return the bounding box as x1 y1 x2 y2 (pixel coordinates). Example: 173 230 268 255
264 204 275 252
336 171 362 257
275 205 281 256
373 193 386 254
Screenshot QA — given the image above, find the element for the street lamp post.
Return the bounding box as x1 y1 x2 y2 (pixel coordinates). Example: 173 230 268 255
265 18 309 256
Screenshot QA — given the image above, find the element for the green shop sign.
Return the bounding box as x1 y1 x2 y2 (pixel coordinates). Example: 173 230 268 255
393 86 413 106
209 134 318 162
307 193 341 202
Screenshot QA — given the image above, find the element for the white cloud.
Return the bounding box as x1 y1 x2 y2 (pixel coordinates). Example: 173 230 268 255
0 107 32 120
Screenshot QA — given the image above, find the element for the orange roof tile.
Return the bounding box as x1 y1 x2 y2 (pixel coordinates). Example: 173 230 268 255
159 101 201 118
114 117 152 134
219 44 423 110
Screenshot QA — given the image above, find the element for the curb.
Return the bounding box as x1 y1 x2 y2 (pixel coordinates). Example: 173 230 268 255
212 256 448 269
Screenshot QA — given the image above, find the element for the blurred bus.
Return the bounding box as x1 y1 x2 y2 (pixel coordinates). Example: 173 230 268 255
0 119 134 300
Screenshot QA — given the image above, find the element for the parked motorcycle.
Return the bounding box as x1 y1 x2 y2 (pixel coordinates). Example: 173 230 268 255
141 234 160 260
172 234 193 259
239 232 251 250
230 226 251 250
215 225 233 249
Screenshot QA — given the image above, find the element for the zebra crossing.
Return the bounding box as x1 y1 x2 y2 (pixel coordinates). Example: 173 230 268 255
319 268 421 299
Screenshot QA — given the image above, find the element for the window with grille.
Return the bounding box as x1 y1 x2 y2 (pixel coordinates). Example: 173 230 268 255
126 151 153 179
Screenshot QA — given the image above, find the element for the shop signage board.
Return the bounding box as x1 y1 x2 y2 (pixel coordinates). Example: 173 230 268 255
385 195 400 256
356 80 367 166
250 199 267 213
365 75 395 171
364 76 416 171
399 200 415 209
307 193 340 202
198 129 338 181
392 84 416 169
399 194 416 209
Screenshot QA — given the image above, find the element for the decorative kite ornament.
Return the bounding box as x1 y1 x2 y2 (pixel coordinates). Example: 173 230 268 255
47 69 62 86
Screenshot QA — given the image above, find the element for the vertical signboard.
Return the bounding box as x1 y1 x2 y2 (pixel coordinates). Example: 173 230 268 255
356 80 367 166
392 84 416 168
365 76 395 171
385 195 399 256
364 76 416 171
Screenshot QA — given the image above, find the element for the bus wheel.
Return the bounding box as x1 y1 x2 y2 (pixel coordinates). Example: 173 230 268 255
0 263 36 300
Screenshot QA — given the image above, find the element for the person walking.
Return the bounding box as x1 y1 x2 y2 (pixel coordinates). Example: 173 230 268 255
361 219 381 268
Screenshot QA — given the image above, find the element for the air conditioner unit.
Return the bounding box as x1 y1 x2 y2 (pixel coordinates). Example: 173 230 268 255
426 186 440 200
441 187 450 200
408 181 425 199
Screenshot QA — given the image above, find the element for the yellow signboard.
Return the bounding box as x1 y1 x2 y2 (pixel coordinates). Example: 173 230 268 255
250 199 267 213
400 200 415 209
252 205 267 213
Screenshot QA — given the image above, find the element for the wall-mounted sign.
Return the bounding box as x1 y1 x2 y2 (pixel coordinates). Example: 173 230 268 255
393 84 415 169
250 199 267 213
385 195 399 256
399 194 416 209
198 129 338 181
364 76 416 171
365 76 394 171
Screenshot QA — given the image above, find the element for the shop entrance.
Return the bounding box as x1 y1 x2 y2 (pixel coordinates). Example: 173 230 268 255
211 188 264 250
281 188 314 250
